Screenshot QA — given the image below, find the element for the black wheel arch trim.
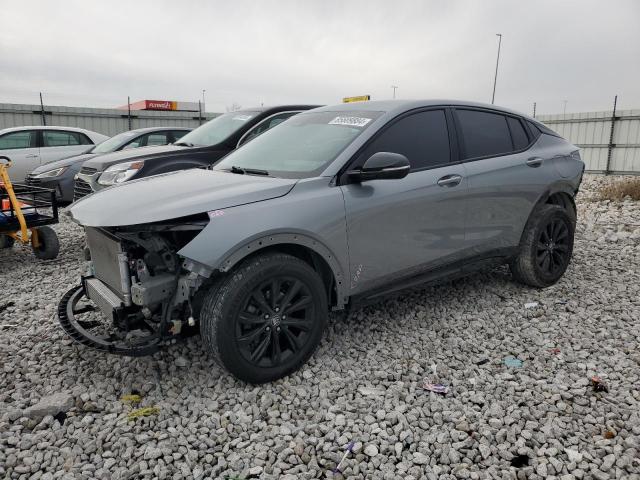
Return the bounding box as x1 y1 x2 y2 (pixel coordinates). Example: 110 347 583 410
216 232 348 309
519 181 577 245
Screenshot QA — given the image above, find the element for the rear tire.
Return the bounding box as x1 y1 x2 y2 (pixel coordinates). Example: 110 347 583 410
0 235 15 249
200 252 328 384
510 204 575 288
32 226 60 260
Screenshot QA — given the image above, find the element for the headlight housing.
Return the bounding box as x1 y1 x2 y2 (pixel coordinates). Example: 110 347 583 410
34 166 68 178
98 161 144 186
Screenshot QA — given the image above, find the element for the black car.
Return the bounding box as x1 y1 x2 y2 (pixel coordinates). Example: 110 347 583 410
26 127 190 203
74 105 320 200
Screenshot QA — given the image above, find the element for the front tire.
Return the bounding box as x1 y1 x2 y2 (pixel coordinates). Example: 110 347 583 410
510 204 575 288
200 252 328 384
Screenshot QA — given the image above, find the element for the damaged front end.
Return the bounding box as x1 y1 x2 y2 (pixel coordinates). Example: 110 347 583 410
58 215 211 356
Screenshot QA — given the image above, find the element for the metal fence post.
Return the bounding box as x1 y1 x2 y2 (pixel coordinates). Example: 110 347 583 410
198 100 203 125
605 95 618 175
127 96 132 130
39 92 46 126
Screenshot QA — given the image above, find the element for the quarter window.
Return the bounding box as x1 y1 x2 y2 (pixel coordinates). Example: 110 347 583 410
43 130 82 147
507 117 529 150
0 131 36 150
357 110 450 170
457 110 512 159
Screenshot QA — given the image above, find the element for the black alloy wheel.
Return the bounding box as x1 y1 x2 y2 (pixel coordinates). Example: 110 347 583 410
535 217 570 275
236 277 314 368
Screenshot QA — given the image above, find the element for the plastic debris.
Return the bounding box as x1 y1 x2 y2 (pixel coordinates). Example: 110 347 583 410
422 382 449 395
603 430 616 439
591 376 609 392
476 358 489 366
332 440 356 474
120 394 142 405
524 302 539 309
504 357 523 368
127 406 160 420
548 347 561 355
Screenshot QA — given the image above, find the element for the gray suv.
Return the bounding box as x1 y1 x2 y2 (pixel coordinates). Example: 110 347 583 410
59 100 584 383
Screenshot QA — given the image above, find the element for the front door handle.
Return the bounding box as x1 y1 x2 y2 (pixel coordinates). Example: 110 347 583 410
25 154 39 158
526 157 543 167
437 174 462 187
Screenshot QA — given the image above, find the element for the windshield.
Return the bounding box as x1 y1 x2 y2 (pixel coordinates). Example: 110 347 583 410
176 111 260 147
214 111 382 178
91 131 139 154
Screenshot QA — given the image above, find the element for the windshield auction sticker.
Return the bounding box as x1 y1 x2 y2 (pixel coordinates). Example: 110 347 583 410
328 116 372 127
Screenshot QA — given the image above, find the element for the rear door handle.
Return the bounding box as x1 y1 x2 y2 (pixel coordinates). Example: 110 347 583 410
25 154 39 158
526 157 543 167
437 174 462 187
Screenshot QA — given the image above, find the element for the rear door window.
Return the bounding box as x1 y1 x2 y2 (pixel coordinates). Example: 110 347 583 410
239 112 299 146
43 130 82 147
507 117 529 150
356 109 451 170
456 109 513 159
145 132 170 146
171 130 188 142
0 131 37 150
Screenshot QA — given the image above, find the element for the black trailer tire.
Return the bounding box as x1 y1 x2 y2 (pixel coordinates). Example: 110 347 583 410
0 235 15 249
510 204 575 288
32 226 60 260
200 252 328 384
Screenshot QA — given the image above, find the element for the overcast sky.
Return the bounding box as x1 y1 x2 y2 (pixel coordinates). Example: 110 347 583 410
1 0 639 115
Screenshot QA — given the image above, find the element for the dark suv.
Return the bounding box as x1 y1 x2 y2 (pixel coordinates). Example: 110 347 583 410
61 100 584 383
73 105 319 200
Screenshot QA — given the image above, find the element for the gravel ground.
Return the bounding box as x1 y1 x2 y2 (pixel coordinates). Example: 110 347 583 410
1 174 639 480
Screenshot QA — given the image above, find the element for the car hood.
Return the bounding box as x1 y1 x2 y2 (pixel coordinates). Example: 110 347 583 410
82 144 192 171
31 153 98 174
69 169 298 227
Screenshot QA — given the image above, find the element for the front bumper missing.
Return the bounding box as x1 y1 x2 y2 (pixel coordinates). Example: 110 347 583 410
57 279 163 357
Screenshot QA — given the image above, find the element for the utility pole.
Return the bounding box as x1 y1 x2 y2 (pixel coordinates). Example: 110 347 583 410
605 95 618 175
391 85 398 99
532 102 537 118
198 100 203 126
202 90 206 113
563 100 568 115
491 33 502 104
39 92 46 126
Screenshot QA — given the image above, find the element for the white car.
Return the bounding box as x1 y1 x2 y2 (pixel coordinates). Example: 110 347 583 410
0 126 109 182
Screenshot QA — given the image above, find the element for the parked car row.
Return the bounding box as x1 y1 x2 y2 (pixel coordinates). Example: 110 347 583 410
55 99 585 384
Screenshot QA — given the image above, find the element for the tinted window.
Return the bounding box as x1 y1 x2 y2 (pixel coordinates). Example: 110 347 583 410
0 131 36 150
357 110 450 170
78 133 93 145
526 120 542 140
507 117 529 150
43 131 81 147
171 130 188 141
240 112 298 146
457 110 512 159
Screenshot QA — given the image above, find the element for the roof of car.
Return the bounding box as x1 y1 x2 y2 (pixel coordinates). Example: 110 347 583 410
236 105 322 114
311 99 533 120
0 125 104 134
119 126 192 134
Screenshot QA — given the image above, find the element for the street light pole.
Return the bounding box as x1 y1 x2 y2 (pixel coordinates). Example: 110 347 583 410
391 85 398 99
202 90 206 112
491 33 502 105
563 100 568 115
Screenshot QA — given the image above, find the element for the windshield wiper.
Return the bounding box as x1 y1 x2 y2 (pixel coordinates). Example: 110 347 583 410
174 141 195 147
230 165 270 176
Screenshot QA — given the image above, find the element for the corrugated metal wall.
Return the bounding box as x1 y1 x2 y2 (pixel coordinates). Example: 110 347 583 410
539 109 640 174
0 103 220 137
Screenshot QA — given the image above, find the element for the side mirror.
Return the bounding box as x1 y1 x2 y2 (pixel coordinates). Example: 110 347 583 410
347 152 410 182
